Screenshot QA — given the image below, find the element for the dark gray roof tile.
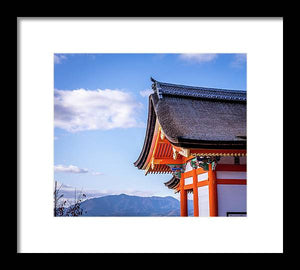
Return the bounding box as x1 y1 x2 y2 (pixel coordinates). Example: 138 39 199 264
151 78 246 102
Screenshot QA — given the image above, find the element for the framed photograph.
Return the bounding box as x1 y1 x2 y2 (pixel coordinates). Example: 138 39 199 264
18 17 283 253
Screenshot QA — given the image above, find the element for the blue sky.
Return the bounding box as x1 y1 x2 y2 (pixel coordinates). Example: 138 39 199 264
54 53 246 201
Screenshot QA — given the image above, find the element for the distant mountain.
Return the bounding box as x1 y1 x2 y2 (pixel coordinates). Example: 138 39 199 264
79 194 194 216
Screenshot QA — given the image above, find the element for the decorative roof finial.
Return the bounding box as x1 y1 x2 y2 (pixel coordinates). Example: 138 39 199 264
150 77 156 83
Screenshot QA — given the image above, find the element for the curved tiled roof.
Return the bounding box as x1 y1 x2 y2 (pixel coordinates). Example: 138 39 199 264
164 176 180 190
134 78 246 170
133 94 157 170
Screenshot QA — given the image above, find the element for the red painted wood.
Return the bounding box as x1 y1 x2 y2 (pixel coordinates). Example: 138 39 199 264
208 163 218 217
192 169 199 216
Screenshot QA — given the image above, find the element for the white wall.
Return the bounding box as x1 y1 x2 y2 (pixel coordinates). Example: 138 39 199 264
185 161 193 172
197 172 208 182
217 185 247 216
184 177 193 185
217 171 247 179
216 157 247 216
198 186 209 217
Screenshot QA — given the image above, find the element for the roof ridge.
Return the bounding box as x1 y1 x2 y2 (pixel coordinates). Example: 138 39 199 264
156 79 246 93
150 78 246 101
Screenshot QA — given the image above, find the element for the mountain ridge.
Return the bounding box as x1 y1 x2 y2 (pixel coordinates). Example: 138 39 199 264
78 193 193 216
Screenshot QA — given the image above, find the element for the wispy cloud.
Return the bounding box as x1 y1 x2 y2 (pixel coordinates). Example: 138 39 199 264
54 54 67 64
54 165 104 176
54 88 144 132
139 89 153 97
91 171 104 176
230 54 247 68
54 164 89 174
54 182 106 205
179 53 218 63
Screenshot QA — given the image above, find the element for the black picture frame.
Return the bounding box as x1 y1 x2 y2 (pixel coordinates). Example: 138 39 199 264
226 212 247 217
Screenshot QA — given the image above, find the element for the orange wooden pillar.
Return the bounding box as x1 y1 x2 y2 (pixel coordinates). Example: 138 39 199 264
180 173 188 216
192 168 199 216
208 163 218 216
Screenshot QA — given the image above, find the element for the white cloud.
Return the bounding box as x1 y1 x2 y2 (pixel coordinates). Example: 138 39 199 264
54 54 67 64
54 88 143 132
54 164 89 174
139 89 153 97
230 53 247 68
179 53 218 63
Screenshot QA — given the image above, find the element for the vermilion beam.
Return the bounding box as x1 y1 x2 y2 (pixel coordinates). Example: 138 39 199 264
153 158 183 165
180 174 188 216
208 163 218 217
192 169 199 216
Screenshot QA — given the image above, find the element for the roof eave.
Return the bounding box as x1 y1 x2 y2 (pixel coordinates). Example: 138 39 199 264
133 94 157 169
172 138 247 150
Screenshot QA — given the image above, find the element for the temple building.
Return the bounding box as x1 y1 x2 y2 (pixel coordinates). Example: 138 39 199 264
134 78 247 217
